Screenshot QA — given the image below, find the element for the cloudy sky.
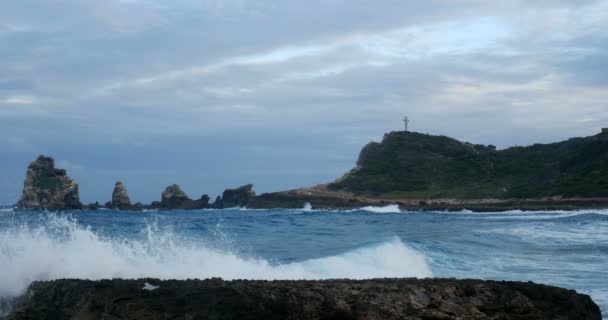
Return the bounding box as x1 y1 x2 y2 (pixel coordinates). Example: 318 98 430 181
1 0 607 204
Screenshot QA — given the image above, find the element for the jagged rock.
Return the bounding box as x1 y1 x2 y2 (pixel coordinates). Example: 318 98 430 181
4 278 601 320
131 202 144 211
16 155 82 210
200 194 210 207
161 184 191 209
86 202 101 210
221 184 256 208
212 196 222 209
111 181 131 209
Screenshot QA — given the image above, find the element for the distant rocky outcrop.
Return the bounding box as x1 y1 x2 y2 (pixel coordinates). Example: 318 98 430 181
212 196 222 208
160 184 191 209
86 202 101 210
200 194 210 208
4 278 601 320
111 181 131 210
221 184 256 208
16 155 82 210
157 185 211 210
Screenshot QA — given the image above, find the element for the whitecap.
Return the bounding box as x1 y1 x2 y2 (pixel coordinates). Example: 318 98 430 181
359 204 402 213
0 216 431 298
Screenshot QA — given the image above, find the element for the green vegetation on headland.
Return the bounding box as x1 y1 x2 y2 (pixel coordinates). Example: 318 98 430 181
329 130 608 199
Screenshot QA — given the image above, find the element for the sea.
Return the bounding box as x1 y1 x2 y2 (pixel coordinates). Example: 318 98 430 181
0 205 606 317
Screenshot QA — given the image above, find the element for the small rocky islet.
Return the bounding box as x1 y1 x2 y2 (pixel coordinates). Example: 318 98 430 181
15 156 257 211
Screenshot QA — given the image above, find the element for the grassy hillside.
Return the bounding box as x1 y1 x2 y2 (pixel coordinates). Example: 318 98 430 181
328 131 608 199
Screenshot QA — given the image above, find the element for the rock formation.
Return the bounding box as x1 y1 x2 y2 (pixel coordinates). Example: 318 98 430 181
212 196 222 208
200 194 210 208
221 184 256 208
111 181 131 209
4 278 601 320
16 155 82 210
160 184 191 209
86 202 101 210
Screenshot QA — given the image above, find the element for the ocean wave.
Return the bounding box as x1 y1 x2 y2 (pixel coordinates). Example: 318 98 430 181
358 205 402 213
495 222 608 244
448 209 608 220
0 215 431 298
0 208 14 213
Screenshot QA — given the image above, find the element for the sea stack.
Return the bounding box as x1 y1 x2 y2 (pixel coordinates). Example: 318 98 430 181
111 181 131 210
17 155 82 210
161 184 191 209
221 184 256 208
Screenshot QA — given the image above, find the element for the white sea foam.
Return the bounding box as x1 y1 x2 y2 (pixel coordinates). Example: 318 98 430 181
0 216 431 298
448 209 608 220
359 204 402 213
0 208 14 213
496 222 608 244
302 202 313 211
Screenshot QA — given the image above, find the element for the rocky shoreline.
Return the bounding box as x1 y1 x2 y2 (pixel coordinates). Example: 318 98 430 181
3 278 601 319
13 154 608 212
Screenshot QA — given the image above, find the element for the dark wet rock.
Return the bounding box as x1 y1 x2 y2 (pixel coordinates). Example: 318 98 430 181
221 184 256 208
5 278 601 320
131 202 145 211
212 195 222 209
86 202 101 210
16 155 82 210
200 194 210 207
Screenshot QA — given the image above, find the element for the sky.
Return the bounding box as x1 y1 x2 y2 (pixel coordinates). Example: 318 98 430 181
1 0 607 205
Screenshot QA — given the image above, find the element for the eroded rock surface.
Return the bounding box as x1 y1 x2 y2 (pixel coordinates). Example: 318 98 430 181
4 278 601 320
160 184 190 209
111 181 131 209
16 155 82 210
221 184 256 208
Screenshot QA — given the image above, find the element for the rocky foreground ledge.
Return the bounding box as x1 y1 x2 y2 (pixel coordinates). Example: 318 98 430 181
4 278 601 320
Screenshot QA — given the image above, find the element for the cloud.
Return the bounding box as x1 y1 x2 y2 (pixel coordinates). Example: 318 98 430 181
0 96 34 105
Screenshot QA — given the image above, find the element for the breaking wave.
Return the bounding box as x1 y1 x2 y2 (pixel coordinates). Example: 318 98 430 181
359 204 402 213
0 215 431 298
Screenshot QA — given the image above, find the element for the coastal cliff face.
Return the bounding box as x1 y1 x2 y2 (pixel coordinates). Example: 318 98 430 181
16 155 82 210
329 131 608 199
4 278 601 320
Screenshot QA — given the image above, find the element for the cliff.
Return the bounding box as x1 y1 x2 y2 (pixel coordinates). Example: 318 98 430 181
328 130 608 199
4 278 601 319
16 155 82 210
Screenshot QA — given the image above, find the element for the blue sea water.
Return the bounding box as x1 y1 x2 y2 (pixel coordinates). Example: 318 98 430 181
0 206 607 317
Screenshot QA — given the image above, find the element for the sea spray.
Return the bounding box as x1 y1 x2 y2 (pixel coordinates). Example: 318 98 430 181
0 214 432 298
359 204 402 213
